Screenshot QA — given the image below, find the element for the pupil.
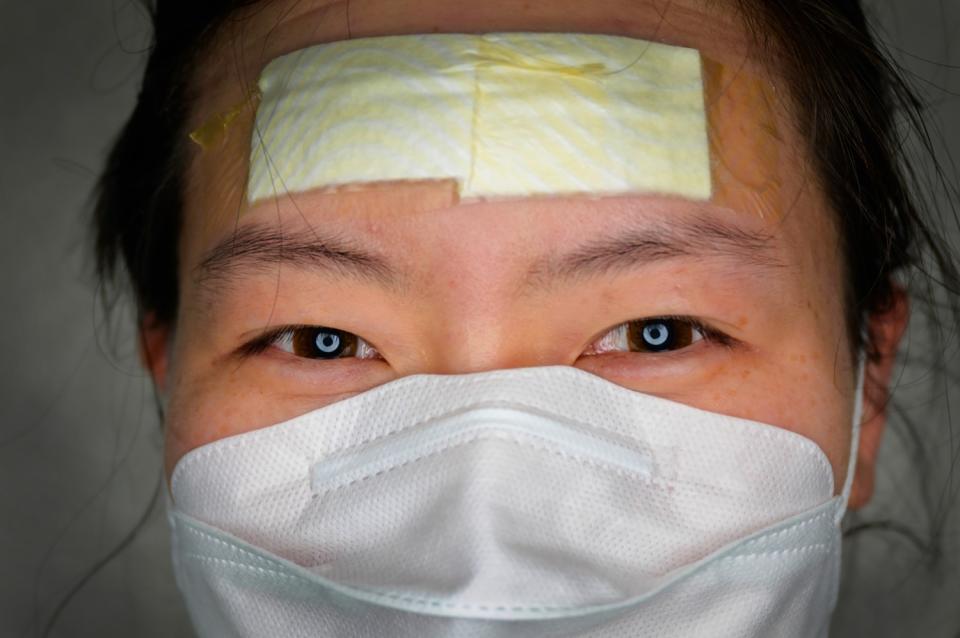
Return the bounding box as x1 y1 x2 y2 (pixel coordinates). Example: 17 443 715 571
315 331 341 354
643 322 671 348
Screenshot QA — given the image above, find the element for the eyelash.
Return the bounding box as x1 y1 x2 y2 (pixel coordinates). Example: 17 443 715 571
591 315 737 355
238 324 376 358
237 316 735 360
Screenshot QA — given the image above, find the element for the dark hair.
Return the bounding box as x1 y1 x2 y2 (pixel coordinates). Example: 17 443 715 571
89 0 958 633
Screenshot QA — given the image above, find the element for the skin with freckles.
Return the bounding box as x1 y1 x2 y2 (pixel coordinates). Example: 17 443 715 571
142 0 909 510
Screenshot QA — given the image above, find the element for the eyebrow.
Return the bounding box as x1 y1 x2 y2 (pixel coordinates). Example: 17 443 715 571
523 212 785 287
195 211 785 298
195 223 399 291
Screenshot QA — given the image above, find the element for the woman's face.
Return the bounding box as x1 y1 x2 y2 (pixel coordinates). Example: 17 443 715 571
155 0 891 508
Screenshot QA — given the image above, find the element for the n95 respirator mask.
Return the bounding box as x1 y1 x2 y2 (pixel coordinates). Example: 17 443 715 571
167 362 865 637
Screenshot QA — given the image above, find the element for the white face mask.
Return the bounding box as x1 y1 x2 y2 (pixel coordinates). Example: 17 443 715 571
167 360 865 637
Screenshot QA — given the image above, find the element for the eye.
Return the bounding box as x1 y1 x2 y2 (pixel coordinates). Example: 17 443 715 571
242 325 380 360
584 316 732 355
632 319 700 352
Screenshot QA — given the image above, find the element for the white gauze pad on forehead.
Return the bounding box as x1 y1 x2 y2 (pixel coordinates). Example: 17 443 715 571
247 32 711 204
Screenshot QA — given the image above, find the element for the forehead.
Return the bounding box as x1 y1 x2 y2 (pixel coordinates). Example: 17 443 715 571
179 0 818 280
193 0 761 86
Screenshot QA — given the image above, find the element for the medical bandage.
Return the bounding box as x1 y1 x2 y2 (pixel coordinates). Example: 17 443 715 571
247 33 712 204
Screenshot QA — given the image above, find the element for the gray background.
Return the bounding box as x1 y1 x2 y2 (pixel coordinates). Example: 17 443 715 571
1 1 957 637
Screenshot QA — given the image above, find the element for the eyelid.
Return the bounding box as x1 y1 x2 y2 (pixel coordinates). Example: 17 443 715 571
237 325 380 359
585 315 735 355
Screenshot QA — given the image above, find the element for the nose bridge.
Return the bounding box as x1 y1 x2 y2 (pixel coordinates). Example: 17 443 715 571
446 320 545 374
410 258 564 375
397 203 581 374
421 291 549 375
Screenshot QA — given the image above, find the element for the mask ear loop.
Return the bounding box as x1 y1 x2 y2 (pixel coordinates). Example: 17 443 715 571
152 325 175 426
836 348 867 523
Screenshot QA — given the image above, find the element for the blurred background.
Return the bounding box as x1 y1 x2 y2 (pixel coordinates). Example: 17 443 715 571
0 1 958 636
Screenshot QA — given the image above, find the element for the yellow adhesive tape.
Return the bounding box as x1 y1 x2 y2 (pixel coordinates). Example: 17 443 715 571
190 88 262 150
247 33 712 204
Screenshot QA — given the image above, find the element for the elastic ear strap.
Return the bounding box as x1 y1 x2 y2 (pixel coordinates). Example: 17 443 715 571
156 327 176 420
836 350 867 522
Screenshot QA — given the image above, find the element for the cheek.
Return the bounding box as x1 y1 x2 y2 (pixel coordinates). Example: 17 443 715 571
162 363 275 479
694 348 852 492
161 343 394 479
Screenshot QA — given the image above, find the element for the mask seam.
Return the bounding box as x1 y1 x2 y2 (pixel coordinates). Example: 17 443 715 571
185 554 302 581
178 542 836 615
175 505 838 611
716 542 835 563
734 509 834 548
179 529 281 570
176 503 834 560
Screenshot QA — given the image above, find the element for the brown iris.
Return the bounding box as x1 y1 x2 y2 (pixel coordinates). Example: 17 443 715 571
290 327 358 359
627 319 699 353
